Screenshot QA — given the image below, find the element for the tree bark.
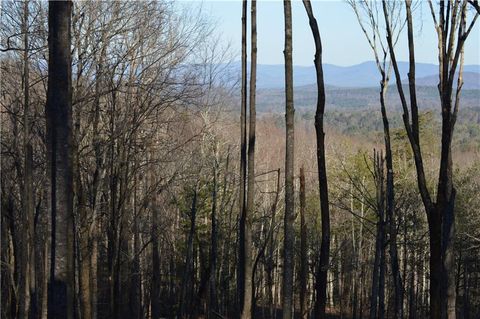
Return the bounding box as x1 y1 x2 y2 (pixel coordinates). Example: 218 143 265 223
46 1 74 318
282 1 295 318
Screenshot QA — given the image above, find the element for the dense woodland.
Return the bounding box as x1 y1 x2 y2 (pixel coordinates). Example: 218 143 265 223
1 1 479 319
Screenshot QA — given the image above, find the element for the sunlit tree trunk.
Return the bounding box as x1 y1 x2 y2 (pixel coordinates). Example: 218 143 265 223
282 1 295 318
242 0 257 317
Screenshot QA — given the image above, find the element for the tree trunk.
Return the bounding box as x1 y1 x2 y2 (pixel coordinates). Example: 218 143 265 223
180 189 198 318
46 1 74 318
378 221 386 319
151 193 161 319
370 226 380 319
302 1 330 318
267 169 280 319
242 0 257 317
382 2 476 318
370 152 386 319
238 0 248 315
20 1 34 316
130 181 142 319
282 1 295 318
299 167 308 319
209 157 219 317
379 75 404 319
89 29 107 319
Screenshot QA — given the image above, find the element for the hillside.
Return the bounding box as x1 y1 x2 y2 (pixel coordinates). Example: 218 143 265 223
254 84 480 113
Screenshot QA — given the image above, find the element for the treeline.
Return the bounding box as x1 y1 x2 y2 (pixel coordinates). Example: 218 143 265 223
1 1 480 319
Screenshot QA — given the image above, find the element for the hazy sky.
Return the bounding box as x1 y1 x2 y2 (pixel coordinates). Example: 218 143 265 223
192 0 480 66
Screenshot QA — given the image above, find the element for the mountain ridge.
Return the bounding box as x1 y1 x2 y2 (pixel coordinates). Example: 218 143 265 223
228 61 480 89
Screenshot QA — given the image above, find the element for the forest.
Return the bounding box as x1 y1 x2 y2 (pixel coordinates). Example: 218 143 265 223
0 0 479 319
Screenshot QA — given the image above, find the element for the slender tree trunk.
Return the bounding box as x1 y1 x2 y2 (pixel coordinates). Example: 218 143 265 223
130 180 142 319
42 238 49 319
267 169 280 319
151 192 161 319
79 229 91 319
209 156 219 317
463 260 469 319
302 1 330 318
180 190 198 318
408 251 416 319
282 1 295 318
238 0 248 315
75 130 91 319
46 1 74 318
381 83 404 319
20 1 33 317
242 1 257 317
371 152 386 319
299 167 308 319
370 226 380 319
378 220 386 319
88 31 107 319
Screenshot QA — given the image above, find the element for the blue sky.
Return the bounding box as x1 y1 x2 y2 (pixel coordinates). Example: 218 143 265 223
188 0 480 66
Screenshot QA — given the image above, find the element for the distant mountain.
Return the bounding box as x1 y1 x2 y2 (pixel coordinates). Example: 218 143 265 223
413 72 480 90
254 84 480 113
229 61 480 89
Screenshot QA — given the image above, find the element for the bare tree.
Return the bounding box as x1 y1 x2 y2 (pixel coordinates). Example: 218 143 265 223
347 1 405 317
383 0 478 317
